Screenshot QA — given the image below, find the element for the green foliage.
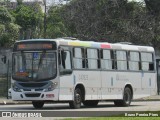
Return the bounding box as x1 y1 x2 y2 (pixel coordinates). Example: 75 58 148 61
14 4 43 30
144 0 160 48
46 0 159 48
0 6 15 24
47 6 69 38
1 0 160 49
17 0 23 5
13 3 43 39
0 6 20 47
144 0 160 15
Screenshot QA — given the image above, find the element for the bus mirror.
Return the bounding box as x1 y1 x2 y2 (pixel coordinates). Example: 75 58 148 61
1 55 6 64
60 69 72 75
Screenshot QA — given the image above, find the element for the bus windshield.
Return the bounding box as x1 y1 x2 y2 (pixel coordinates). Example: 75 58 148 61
12 51 57 81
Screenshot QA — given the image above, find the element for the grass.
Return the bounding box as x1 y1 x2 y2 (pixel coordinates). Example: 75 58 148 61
64 111 160 120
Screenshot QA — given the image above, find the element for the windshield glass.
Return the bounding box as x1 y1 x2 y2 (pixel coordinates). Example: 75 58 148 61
12 51 57 81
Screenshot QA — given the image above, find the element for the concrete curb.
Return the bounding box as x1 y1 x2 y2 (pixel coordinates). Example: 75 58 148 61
133 95 160 101
133 99 160 101
0 98 31 105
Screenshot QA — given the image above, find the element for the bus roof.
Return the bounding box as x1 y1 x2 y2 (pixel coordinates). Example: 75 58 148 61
15 38 154 52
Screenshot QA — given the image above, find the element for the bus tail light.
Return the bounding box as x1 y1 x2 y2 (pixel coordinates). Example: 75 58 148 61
45 82 58 92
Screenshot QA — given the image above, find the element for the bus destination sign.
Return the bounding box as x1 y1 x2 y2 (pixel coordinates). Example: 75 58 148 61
15 42 55 51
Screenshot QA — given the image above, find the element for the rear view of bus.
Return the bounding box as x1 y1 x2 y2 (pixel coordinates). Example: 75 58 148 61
11 40 58 108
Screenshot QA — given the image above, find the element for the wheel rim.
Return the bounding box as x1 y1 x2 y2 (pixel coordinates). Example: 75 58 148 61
75 93 81 104
124 91 130 104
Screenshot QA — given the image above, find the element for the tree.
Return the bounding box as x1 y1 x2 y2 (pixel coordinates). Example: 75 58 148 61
46 6 69 38
144 0 160 49
56 0 152 45
0 6 20 47
144 0 160 15
45 0 159 49
13 1 43 39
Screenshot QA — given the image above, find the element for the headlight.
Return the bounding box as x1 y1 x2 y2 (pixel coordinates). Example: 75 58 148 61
45 82 58 92
12 83 21 92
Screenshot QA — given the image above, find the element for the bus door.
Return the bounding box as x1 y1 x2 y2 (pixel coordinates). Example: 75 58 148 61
58 48 73 100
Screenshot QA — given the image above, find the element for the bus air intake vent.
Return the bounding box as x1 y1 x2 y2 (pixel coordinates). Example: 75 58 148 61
25 93 41 97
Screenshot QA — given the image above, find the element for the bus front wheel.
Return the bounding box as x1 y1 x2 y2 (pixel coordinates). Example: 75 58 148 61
114 87 132 107
32 101 44 109
69 88 82 109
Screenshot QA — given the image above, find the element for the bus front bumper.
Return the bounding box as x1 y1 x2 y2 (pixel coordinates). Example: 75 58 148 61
11 89 59 101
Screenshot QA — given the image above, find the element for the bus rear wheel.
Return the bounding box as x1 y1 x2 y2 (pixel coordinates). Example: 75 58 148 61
83 100 99 107
114 87 132 107
32 101 44 109
69 88 82 109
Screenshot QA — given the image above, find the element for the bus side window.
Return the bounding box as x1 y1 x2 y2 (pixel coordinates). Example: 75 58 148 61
128 51 140 71
101 49 112 70
149 62 154 71
73 48 84 69
141 52 154 71
60 50 72 75
111 50 116 69
116 50 127 70
149 54 154 71
86 48 98 69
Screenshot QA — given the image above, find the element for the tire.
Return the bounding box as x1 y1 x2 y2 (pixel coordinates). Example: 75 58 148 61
83 100 99 107
32 101 44 109
114 87 132 107
69 88 82 109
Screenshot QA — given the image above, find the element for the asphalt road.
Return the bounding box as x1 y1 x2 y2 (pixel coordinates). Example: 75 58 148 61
0 101 160 118
0 101 160 111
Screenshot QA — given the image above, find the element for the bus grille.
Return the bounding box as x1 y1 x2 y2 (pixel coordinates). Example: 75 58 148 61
25 93 41 97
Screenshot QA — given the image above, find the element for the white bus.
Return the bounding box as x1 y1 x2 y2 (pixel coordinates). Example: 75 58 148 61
11 38 157 109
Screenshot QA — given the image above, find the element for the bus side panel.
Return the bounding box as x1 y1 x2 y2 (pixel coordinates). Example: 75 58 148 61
101 71 122 100
133 72 157 99
59 74 74 101
142 73 156 89
73 70 101 100
141 72 157 96
150 73 157 95
101 71 143 100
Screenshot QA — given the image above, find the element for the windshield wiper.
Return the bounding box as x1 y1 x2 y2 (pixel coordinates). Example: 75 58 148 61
21 51 26 71
38 51 46 71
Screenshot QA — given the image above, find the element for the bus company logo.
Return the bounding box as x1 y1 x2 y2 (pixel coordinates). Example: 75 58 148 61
2 112 11 117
